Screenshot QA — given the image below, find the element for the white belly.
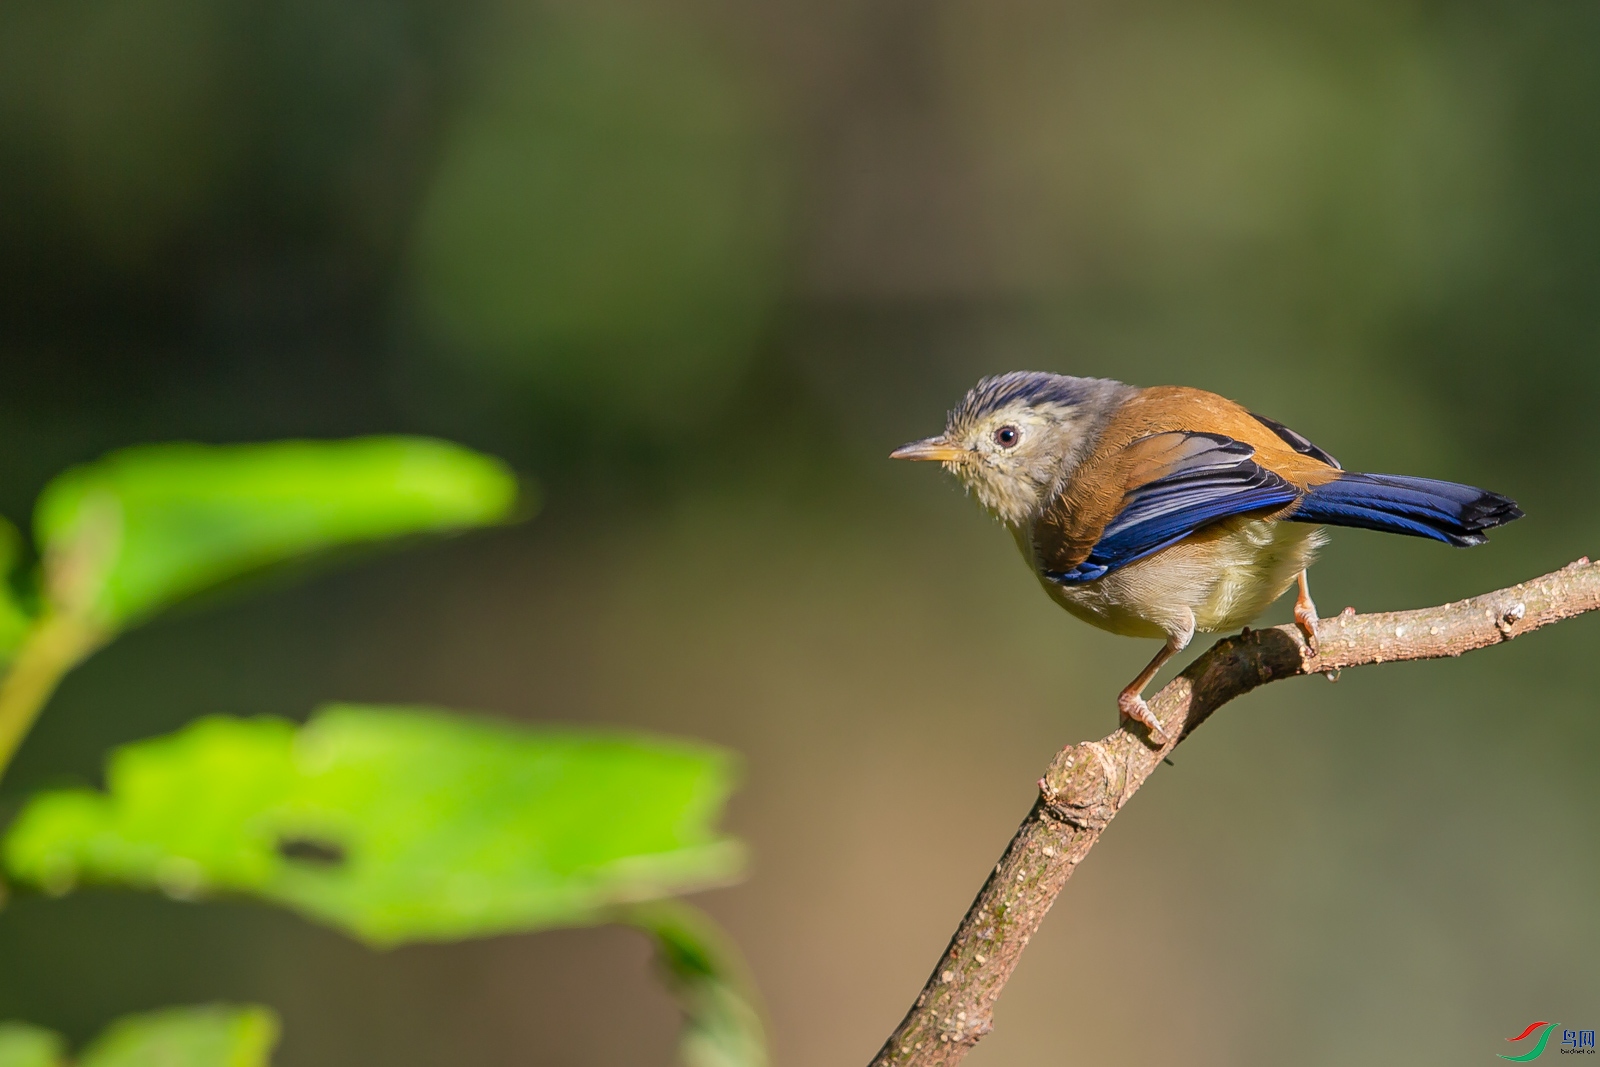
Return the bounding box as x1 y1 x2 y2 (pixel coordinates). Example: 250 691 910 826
1038 518 1326 640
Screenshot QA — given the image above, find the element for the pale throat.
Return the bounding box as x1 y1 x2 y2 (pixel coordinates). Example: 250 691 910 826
957 464 1044 529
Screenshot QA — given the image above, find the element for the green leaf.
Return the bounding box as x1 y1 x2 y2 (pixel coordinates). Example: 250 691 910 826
0 1007 275 1067
78 1006 277 1067
4 705 743 945
33 437 520 627
0 1023 65 1067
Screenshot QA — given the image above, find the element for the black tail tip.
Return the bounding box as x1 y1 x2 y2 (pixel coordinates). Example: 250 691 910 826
1456 490 1523 545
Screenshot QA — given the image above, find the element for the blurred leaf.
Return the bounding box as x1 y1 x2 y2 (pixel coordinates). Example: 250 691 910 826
630 902 767 1067
0 1023 64 1067
78 1006 277 1067
0 1007 275 1067
4 705 743 946
33 437 520 627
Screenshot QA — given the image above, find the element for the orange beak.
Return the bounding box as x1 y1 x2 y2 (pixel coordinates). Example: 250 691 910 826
890 436 968 462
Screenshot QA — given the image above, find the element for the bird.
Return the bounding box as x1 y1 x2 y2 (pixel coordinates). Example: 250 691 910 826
891 372 1522 743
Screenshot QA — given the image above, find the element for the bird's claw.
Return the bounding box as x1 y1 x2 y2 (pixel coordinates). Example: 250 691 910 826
1117 693 1168 746
1293 572 1320 654
1294 605 1319 653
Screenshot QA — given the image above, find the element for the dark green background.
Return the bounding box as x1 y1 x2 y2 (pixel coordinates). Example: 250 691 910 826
1 0 1596 1063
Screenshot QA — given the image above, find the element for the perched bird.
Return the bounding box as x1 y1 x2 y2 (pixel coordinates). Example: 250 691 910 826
892 372 1522 743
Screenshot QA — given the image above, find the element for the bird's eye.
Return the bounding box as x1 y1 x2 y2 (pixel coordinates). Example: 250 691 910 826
993 425 1020 449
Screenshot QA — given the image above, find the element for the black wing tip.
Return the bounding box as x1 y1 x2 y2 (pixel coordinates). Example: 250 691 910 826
1249 411 1342 469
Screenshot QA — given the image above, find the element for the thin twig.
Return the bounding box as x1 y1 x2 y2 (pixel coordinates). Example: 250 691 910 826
0 614 103 782
0 490 119 784
868 558 1600 1066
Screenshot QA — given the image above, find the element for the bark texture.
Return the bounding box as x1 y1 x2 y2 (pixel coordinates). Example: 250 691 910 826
868 558 1600 1066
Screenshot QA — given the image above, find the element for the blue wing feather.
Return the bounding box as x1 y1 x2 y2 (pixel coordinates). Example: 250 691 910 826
1046 433 1300 585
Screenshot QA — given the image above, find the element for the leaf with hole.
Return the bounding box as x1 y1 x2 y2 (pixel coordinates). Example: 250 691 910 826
3 705 744 945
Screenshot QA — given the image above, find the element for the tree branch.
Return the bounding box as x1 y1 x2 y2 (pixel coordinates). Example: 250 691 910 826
868 558 1600 1066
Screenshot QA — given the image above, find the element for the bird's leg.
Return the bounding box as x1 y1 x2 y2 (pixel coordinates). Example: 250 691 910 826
1116 646 1175 742
1117 617 1193 745
1293 569 1319 651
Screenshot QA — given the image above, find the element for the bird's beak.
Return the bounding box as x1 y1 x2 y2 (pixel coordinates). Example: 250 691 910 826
890 436 968 462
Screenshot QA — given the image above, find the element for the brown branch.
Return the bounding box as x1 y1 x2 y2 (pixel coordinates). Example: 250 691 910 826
868 558 1600 1066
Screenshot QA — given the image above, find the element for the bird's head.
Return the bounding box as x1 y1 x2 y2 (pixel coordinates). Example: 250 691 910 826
891 371 1132 527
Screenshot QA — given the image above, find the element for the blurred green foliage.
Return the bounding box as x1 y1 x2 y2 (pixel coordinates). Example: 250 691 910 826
0 435 763 1064
0 1006 276 1067
0 1023 64 1067
0 436 525 781
33 438 519 629
4 705 742 945
410 3 787 430
75 1006 277 1067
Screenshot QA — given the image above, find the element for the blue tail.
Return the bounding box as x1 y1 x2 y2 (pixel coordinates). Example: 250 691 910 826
1289 472 1522 547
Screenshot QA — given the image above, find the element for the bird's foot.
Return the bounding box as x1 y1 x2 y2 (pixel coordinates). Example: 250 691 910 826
1293 571 1319 653
1293 600 1319 653
1117 692 1169 746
